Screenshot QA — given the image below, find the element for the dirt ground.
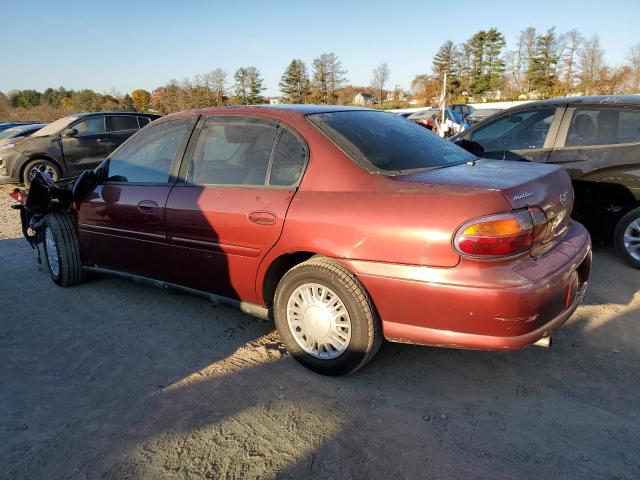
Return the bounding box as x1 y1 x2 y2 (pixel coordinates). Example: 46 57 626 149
0 183 639 480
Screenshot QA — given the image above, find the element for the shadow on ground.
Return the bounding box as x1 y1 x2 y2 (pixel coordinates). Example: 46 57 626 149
1 238 639 480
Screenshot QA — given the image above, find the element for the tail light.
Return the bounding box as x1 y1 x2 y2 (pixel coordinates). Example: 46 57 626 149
454 208 547 258
9 188 24 203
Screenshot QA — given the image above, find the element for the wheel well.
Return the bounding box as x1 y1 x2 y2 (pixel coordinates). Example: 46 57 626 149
262 252 317 306
572 181 639 242
20 156 62 183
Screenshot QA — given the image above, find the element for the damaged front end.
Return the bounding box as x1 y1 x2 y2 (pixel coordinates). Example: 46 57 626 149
9 170 97 248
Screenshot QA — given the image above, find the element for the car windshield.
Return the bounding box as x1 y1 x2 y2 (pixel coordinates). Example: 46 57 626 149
308 110 475 174
0 127 24 140
32 116 78 137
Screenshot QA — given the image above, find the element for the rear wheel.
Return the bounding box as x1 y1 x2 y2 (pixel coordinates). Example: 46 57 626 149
23 159 60 187
43 214 85 286
274 256 382 375
614 207 640 269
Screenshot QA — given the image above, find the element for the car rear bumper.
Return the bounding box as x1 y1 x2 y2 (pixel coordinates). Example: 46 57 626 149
342 220 592 350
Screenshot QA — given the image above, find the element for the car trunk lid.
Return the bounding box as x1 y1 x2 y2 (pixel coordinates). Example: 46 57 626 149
393 159 574 256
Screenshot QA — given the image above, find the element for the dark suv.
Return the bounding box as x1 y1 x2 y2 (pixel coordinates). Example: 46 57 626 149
452 95 640 267
0 112 159 185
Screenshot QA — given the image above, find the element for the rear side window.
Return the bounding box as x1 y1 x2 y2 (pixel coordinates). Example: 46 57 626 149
107 118 194 183
565 108 640 146
187 117 278 186
106 116 139 132
309 110 474 173
269 130 306 186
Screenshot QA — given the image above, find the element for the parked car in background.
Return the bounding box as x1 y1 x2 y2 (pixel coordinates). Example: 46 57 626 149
407 108 438 129
448 104 475 120
0 123 46 147
465 108 503 126
12 105 591 375
0 112 160 186
452 95 640 267
0 121 43 133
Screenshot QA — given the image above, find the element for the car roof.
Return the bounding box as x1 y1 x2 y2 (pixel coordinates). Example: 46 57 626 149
511 95 640 109
161 104 372 122
68 112 158 118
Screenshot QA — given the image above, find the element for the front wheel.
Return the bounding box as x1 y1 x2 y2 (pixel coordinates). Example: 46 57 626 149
43 214 85 286
273 256 382 375
614 207 640 269
23 159 60 187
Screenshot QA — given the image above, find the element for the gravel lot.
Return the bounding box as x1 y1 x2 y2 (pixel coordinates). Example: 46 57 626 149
0 183 639 480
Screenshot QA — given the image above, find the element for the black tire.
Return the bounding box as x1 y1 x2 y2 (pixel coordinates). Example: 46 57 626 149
22 158 60 187
273 256 382 375
614 207 640 269
43 213 85 286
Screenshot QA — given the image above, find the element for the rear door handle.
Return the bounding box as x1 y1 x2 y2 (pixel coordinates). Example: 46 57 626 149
248 210 277 225
96 138 104 143
137 200 158 214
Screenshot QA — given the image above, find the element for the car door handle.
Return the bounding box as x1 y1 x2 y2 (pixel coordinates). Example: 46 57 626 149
137 200 159 214
248 211 277 225
96 138 104 143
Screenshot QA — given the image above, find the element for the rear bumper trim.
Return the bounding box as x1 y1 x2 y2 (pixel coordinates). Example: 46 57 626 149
384 282 587 350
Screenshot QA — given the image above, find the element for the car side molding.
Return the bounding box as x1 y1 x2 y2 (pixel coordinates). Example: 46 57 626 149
82 266 271 320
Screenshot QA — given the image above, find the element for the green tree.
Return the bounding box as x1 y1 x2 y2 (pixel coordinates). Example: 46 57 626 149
279 59 311 103
467 28 506 98
119 93 135 111
9 89 42 108
432 40 460 96
233 67 266 104
130 89 151 112
527 28 561 96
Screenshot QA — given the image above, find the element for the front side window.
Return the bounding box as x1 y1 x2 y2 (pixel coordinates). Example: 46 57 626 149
73 116 105 137
107 118 194 183
470 108 555 152
565 108 640 147
138 117 151 128
106 115 139 132
309 110 474 173
187 117 278 185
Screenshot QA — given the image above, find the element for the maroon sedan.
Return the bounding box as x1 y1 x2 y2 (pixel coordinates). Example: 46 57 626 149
12 105 592 375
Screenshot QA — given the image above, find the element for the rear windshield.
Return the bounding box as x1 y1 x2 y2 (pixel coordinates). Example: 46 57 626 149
308 110 474 174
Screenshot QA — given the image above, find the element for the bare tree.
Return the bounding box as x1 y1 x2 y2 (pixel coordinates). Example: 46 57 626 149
205 68 227 105
522 27 537 93
312 53 348 104
579 34 604 95
628 43 640 93
562 29 584 91
371 62 390 105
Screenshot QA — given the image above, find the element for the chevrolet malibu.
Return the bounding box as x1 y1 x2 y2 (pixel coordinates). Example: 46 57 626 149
12 105 592 375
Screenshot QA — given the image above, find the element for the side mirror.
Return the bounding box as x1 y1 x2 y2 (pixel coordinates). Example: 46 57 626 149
62 128 78 138
457 138 485 156
72 170 98 204
508 116 523 124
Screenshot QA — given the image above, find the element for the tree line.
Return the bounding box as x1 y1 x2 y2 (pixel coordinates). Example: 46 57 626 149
2 30 639 121
416 27 640 105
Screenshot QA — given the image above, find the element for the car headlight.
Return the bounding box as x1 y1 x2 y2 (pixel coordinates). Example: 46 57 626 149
0 143 15 151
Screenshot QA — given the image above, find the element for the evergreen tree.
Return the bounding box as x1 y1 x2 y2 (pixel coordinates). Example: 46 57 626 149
484 28 506 92
233 66 266 104
120 94 135 111
527 28 561 96
279 59 311 103
432 40 460 96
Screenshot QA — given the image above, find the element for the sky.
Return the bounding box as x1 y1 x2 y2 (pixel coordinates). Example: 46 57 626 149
2 0 639 97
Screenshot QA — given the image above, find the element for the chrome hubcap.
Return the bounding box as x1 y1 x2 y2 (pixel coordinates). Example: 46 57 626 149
29 163 57 181
286 283 352 359
45 227 60 277
623 219 640 261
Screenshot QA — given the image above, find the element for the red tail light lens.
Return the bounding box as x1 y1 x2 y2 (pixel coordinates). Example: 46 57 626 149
454 210 535 258
9 189 23 203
